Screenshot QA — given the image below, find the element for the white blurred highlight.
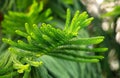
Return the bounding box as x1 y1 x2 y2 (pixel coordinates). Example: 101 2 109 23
96 0 104 5
116 32 120 44
102 21 109 31
109 49 119 71
116 18 120 32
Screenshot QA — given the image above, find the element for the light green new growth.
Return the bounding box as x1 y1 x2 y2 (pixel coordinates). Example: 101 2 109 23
64 9 94 36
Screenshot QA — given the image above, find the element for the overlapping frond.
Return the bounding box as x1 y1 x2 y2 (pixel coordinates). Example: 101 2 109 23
1 8 107 78
3 9 107 62
2 0 52 35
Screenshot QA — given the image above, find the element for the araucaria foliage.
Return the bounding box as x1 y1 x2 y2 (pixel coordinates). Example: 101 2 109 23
0 1 107 78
